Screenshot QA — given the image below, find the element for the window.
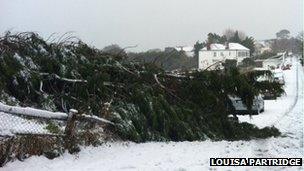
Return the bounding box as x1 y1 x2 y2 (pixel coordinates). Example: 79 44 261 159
238 51 247 57
213 52 217 57
220 52 224 56
229 52 231 56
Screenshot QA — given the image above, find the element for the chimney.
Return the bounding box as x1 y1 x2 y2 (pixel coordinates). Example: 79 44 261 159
207 43 211 50
225 42 229 49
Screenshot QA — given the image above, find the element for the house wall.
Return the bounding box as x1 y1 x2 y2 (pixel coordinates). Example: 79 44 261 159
198 50 249 70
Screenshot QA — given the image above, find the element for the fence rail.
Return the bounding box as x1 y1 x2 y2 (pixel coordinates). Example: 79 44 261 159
0 103 114 166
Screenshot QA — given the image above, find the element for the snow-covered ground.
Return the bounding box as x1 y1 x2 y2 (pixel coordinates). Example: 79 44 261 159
3 57 303 171
238 57 300 128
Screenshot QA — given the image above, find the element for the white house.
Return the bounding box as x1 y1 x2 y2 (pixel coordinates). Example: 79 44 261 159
198 43 250 70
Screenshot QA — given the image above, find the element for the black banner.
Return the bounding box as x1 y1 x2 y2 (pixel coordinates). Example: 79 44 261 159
210 158 302 166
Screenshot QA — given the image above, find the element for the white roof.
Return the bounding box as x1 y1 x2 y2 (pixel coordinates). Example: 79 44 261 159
202 43 225 50
173 46 194 57
228 43 249 50
175 46 194 52
202 43 249 51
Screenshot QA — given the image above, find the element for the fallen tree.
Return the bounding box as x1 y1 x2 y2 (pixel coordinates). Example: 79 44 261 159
0 32 283 142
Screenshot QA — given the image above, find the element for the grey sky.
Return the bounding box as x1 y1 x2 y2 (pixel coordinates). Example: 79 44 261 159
1 0 303 51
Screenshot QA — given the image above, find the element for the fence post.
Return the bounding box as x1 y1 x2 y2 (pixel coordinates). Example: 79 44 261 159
64 109 79 153
0 137 14 167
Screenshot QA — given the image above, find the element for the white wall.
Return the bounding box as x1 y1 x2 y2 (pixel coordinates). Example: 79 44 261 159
198 50 249 70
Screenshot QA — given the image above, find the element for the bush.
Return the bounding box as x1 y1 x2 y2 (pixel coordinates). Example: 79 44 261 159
0 136 64 166
229 122 280 140
255 51 277 59
45 122 61 134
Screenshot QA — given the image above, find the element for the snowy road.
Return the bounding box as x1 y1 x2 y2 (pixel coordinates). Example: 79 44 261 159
3 58 303 171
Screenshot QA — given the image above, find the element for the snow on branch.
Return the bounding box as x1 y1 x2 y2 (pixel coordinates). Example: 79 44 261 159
39 73 88 83
0 102 67 120
78 114 114 125
115 61 138 77
0 102 115 125
153 74 166 89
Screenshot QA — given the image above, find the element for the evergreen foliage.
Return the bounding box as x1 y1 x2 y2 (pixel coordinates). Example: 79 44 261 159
127 49 196 71
241 37 255 55
206 33 227 44
242 58 255 67
193 41 204 58
229 31 241 43
0 32 284 142
254 51 277 59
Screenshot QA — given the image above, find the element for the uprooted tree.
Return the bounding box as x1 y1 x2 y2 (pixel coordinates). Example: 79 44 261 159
0 31 284 142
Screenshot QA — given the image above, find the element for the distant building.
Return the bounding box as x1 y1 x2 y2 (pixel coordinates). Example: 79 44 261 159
147 48 162 53
254 52 285 70
175 46 194 57
198 43 250 70
255 58 282 70
255 40 272 55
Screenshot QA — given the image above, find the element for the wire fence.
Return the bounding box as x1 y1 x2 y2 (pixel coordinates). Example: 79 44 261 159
0 112 61 136
0 104 113 166
0 111 67 166
0 104 113 138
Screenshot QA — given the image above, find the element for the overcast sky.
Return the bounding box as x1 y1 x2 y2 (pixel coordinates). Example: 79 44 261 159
0 0 303 51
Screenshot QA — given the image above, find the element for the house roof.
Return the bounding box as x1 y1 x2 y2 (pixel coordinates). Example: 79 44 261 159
175 46 194 52
229 43 249 50
174 46 194 57
202 43 249 51
202 43 225 50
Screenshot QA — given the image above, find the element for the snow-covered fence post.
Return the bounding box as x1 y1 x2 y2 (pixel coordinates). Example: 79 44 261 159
64 109 79 153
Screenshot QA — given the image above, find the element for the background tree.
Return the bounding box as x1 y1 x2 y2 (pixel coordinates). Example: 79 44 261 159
102 44 127 59
193 41 204 56
223 29 235 40
271 29 302 54
271 39 289 53
276 29 290 39
127 49 196 71
229 31 241 43
238 31 247 41
207 33 227 44
241 36 255 56
296 32 303 65
223 29 246 41
193 41 204 68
